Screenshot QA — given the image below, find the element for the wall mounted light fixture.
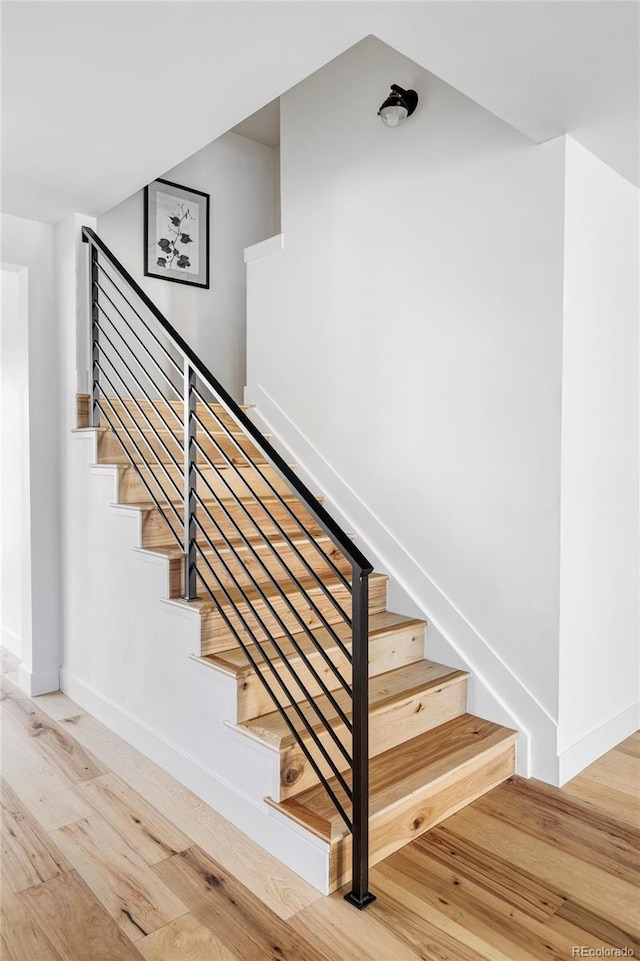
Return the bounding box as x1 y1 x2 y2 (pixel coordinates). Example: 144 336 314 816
378 84 419 127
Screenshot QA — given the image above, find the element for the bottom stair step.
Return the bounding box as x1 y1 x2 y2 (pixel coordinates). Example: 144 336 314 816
266 713 516 892
240 659 469 800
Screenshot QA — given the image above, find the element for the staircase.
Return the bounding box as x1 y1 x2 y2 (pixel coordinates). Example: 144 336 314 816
76 227 516 903
77 388 516 894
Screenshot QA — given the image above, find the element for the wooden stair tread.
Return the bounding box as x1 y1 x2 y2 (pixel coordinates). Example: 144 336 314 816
101 441 272 468
240 660 467 748
201 611 426 678
101 422 265 438
116 461 294 477
198 571 388 615
100 394 252 416
271 714 517 839
142 530 349 564
121 492 325 512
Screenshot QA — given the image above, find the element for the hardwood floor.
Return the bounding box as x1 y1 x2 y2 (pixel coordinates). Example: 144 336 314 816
1 653 638 961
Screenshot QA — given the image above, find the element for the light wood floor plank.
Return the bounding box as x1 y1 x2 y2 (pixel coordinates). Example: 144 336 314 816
446 807 640 936
559 774 639 829
41 708 321 919
2 741 96 832
32 690 84 722
474 776 639 885
19 870 146 961
415 823 565 921
2 693 106 784
154 845 335 961
374 844 624 960
555 900 640 955
78 773 192 865
1 778 72 893
289 890 425 961
578 749 640 799
1 702 97 835
3 679 637 961
49 815 188 941
368 862 541 961
138 912 240 961
0 881 61 961
614 732 640 759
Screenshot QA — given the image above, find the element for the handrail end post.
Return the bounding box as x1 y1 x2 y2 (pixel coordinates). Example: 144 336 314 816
344 890 376 910
183 363 198 601
346 564 375 909
89 244 100 428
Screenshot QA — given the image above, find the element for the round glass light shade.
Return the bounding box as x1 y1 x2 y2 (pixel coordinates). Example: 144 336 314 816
379 103 409 127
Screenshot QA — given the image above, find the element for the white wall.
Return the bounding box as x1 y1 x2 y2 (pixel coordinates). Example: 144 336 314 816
558 137 640 780
98 132 277 402
246 36 566 775
0 215 60 693
1 269 27 656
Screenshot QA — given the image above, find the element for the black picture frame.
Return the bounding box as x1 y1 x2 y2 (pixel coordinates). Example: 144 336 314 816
144 178 210 288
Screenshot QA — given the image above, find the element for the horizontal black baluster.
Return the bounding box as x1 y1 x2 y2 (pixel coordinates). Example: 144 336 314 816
191 506 353 754
93 306 182 433
190 413 353 643
96 261 184 379
95 397 183 544
191 389 351 593
94 275 183 402
196 452 351 676
92 317 184 473
194 558 353 831
188 468 351 694
95 345 184 503
192 542 353 789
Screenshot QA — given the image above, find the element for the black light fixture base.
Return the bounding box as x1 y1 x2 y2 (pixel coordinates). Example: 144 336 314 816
344 891 377 910
390 84 419 116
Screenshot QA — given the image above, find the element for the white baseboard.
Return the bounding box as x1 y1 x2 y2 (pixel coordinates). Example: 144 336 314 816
245 383 563 781
59 668 330 892
558 701 640 785
19 665 60 696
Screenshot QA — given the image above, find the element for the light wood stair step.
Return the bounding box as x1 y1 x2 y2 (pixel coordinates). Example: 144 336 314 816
115 461 293 505
240 660 469 800
98 425 268 466
78 393 251 431
198 572 388 653
98 395 252 432
135 494 326 550
266 713 516 891
152 532 353 601
199 611 427 714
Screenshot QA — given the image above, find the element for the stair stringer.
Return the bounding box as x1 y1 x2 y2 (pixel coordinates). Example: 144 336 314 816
244 385 560 783
64 429 333 891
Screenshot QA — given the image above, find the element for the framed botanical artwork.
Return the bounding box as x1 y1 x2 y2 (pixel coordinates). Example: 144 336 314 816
144 178 210 288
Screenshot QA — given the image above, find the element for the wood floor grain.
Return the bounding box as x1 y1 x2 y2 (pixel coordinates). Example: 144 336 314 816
137 912 239 961
77 772 192 865
1 779 72 892
49 814 188 941
1 670 638 961
19 871 146 961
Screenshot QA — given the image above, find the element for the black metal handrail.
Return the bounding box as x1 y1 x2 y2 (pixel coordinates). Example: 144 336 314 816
82 226 375 908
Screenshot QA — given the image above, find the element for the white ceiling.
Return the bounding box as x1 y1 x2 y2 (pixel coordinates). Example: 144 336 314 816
2 2 638 224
